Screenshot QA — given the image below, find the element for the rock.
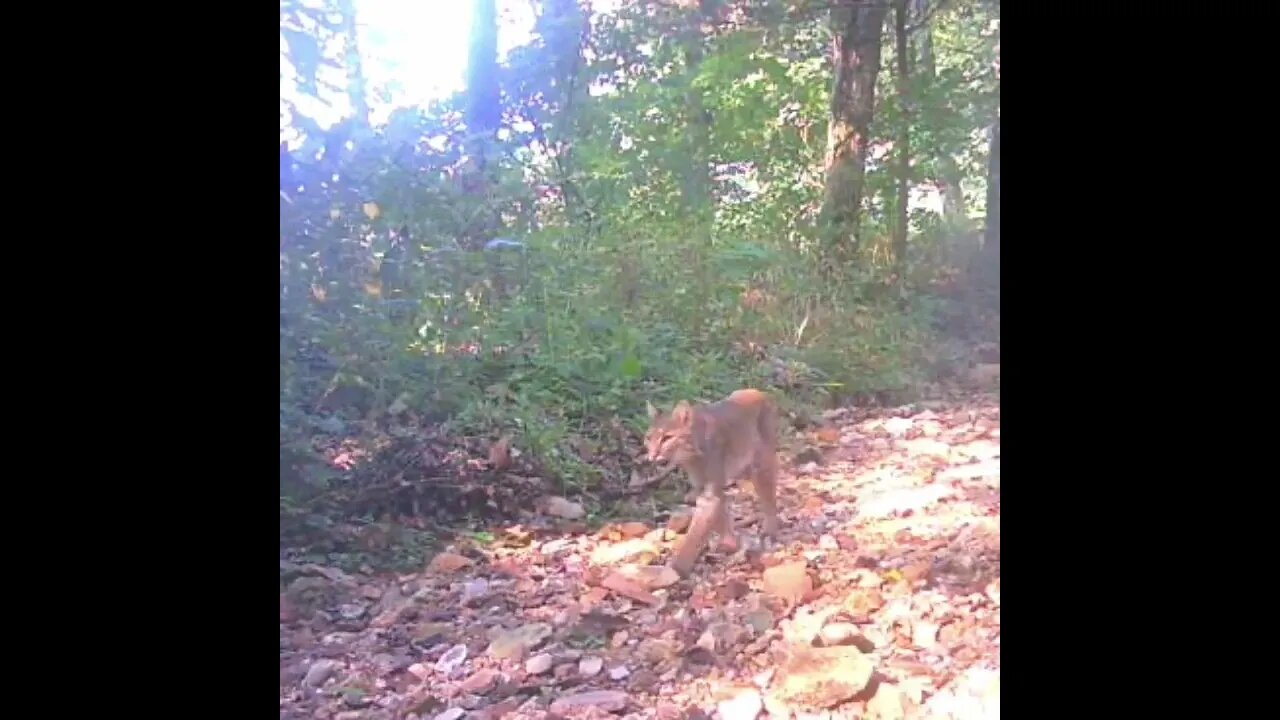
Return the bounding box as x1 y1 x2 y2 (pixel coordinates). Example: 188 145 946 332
525 653 553 674
610 630 630 649
461 579 491 607
763 561 812 605
745 609 775 635
301 659 340 689
338 603 366 620
580 656 604 677
697 622 749 653
772 646 874 709
545 496 586 519
609 665 631 680
433 708 466 720
718 689 763 720
435 644 469 674
549 690 630 714
817 534 839 551
461 669 498 694
429 553 475 574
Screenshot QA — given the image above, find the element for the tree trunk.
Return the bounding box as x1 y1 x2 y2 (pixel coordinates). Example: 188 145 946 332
335 0 370 128
980 117 999 266
892 0 911 276
913 0 966 224
464 0 502 248
466 0 501 172
681 0 717 223
819 1 888 268
542 0 590 226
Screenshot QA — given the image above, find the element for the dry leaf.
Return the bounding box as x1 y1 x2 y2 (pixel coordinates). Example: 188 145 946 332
544 496 586 519
489 436 512 471
602 572 660 605
428 552 474 574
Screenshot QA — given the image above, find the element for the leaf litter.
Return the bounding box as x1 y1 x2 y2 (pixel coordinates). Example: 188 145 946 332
281 396 1000 720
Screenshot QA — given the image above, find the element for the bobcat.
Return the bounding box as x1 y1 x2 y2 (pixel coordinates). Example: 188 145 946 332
644 388 781 576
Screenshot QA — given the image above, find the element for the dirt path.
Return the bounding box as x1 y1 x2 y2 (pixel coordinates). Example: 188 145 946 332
280 397 1000 720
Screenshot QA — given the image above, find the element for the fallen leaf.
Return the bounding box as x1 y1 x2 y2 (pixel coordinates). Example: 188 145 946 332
772 646 874 709
435 644 468 674
591 538 661 565
866 682 908 720
613 563 680 590
667 512 693 533
549 690 630 714
487 623 552 660
489 436 512 471
815 426 841 444
763 560 812 605
602 572 660 605
718 688 763 720
745 609 775 634
460 668 498 694
302 659 340 689
429 552 475 574
544 496 586 519
280 593 298 623
617 521 651 538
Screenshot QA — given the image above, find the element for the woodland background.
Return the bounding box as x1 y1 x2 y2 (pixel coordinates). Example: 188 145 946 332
279 0 1000 564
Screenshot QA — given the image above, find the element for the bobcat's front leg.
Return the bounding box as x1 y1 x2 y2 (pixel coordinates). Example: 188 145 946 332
669 456 733 576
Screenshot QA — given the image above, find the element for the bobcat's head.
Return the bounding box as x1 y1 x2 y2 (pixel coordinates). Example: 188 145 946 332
644 400 699 463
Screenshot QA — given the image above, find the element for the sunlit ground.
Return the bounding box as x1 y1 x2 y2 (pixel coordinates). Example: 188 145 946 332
281 395 1000 719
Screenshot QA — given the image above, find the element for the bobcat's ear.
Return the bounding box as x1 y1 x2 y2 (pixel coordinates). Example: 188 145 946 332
671 400 693 426
646 401 660 420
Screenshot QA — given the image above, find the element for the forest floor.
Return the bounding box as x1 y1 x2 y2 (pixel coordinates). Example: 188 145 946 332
280 394 1000 720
